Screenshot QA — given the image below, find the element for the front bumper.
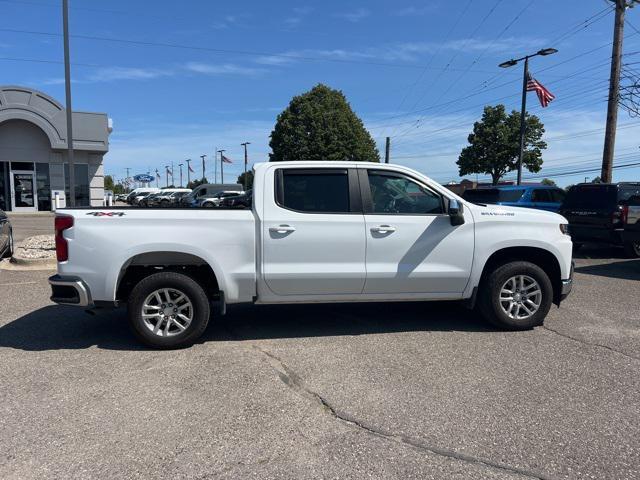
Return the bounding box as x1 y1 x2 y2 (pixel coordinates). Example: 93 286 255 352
49 274 92 307
559 261 574 302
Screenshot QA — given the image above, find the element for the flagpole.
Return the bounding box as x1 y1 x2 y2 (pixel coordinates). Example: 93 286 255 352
498 48 558 186
185 159 191 186
516 57 529 186
218 149 226 184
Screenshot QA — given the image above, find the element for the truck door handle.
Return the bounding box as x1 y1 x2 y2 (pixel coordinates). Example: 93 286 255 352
269 225 296 234
371 225 396 234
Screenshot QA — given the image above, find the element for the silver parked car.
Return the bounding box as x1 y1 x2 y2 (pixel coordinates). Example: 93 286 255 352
0 209 14 258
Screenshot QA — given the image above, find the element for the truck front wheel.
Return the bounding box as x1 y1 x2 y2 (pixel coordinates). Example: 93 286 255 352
478 261 553 330
128 272 210 348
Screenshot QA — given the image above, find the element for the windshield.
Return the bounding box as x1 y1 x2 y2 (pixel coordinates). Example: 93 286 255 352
463 188 524 204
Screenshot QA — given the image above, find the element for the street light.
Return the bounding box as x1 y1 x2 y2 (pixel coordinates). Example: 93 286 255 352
499 47 558 185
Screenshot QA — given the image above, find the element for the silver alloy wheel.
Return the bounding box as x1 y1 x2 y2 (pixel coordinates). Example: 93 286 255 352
142 288 193 337
499 275 542 320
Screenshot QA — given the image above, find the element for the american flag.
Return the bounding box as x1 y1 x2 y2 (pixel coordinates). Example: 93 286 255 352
526 73 555 108
166 166 173 176
221 154 233 164
188 163 194 173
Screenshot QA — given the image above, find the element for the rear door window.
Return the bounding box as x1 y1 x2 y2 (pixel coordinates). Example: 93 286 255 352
619 186 640 205
277 169 351 213
531 189 552 202
549 189 566 203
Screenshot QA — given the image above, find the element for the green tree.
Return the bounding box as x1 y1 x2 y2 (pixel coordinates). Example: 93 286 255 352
457 104 547 185
104 175 115 191
237 171 254 190
269 84 379 162
187 178 208 189
541 178 556 186
591 176 602 183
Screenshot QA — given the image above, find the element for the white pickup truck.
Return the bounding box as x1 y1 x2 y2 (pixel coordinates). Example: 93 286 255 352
50 162 573 348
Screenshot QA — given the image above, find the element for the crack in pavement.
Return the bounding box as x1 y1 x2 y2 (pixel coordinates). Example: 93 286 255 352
251 344 557 480
541 325 639 362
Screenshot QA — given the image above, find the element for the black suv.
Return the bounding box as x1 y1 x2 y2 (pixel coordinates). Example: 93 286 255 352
559 182 640 257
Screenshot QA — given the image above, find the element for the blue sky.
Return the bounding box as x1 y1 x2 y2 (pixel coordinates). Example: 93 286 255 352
2 0 640 186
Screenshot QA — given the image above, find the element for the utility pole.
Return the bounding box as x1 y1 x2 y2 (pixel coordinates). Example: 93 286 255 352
62 0 75 206
171 161 174 186
185 159 192 186
200 154 206 181
165 165 169 188
217 150 226 184
602 1 639 182
241 142 251 189
499 48 558 185
155 169 159 188
178 163 183 187
384 137 390 164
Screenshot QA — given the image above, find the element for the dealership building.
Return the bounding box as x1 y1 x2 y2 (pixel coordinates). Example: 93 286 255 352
0 85 110 212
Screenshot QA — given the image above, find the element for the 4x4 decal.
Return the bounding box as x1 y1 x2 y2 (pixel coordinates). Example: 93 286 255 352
86 212 126 217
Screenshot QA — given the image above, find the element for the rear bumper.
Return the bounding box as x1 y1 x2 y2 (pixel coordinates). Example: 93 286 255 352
569 225 624 245
48 274 92 307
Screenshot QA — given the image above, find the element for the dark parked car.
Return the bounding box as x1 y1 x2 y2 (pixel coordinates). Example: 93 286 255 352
623 194 640 257
559 182 640 257
220 190 252 208
462 185 566 212
0 209 14 259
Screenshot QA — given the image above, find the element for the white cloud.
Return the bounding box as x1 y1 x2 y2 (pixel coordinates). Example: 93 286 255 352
184 62 265 76
395 5 437 16
284 6 313 27
335 8 370 23
87 67 173 82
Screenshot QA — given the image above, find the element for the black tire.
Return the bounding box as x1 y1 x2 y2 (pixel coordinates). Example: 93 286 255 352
2 228 13 259
160 199 170 207
623 240 640 258
202 202 215 208
127 272 210 349
478 261 553 330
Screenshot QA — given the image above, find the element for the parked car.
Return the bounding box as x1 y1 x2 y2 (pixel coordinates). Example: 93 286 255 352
199 191 245 208
0 209 13 258
463 185 566 212
49 161 573 348
179 183 243 207
220 190 252 209
622 194 640 257
132 191 158 206
559 182 640 257
139 192 163 207
148 189 192 207
126 188 160 204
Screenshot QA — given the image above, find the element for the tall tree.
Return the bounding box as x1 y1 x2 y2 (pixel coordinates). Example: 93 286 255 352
540 178 556 186
457 104 547 185
269 84 379 162
237 171 254 190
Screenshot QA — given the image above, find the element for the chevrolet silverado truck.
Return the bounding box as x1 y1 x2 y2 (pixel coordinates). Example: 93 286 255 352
49 162 573 348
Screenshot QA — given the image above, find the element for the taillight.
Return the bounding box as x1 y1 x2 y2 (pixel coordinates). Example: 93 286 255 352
612 206 624 226
54 215 74 262
621 205 629 225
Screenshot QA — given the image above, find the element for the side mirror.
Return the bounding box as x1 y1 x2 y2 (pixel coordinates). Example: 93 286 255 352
448 198 465 226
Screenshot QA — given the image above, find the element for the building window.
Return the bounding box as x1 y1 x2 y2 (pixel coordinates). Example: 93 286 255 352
10 161 35 171
0 161 8 211
64 163 90 207
36 163 51 211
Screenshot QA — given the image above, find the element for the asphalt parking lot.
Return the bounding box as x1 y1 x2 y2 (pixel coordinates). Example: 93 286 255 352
1 233 639 478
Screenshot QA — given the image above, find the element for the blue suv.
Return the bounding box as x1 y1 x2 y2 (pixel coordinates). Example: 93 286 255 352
462 185 566 212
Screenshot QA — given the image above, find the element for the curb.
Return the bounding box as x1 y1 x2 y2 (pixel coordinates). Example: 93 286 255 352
10 255 57 267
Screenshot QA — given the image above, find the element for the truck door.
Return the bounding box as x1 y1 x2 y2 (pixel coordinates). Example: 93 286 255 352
360 168 474 295
262 167 366 296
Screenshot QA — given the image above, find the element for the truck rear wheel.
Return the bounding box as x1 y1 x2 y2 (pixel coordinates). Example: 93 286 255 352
128 271 210 349
478 261 553 330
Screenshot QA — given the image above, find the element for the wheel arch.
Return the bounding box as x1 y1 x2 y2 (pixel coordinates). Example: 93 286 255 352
479 246 563 306
115 251 221 303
